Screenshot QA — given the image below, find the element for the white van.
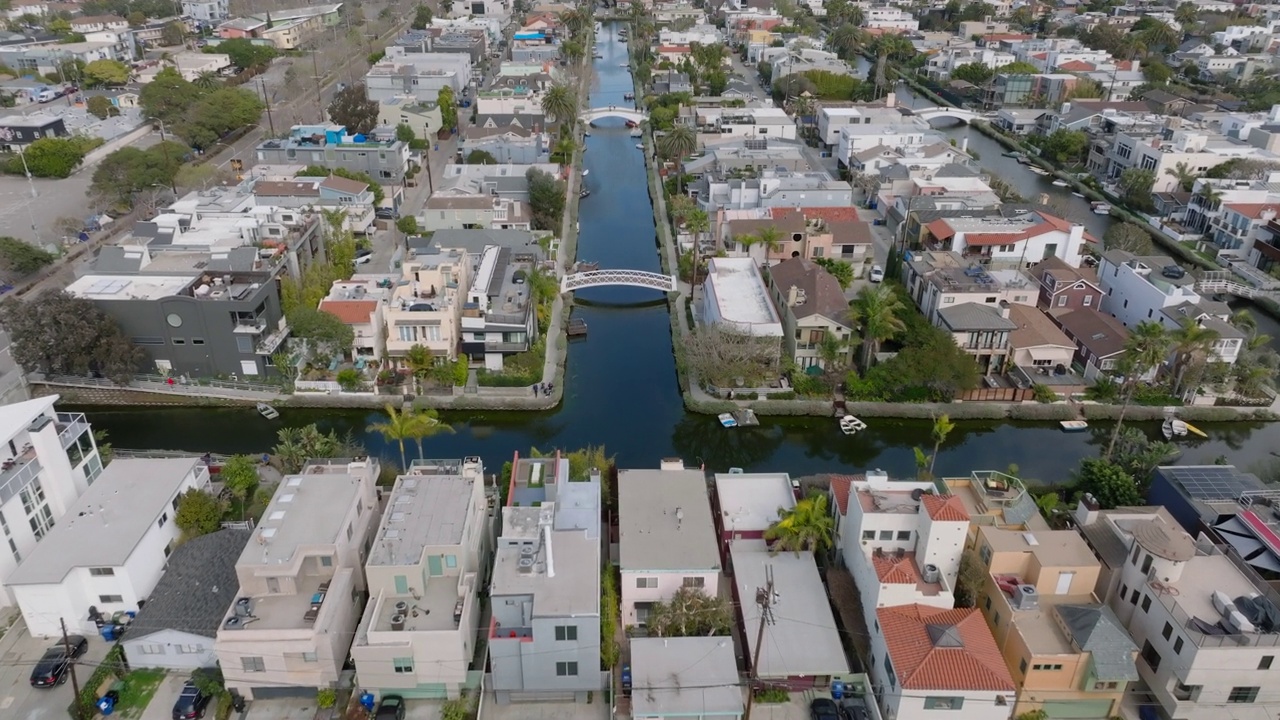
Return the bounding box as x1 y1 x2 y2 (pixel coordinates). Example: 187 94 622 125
35 89 57 103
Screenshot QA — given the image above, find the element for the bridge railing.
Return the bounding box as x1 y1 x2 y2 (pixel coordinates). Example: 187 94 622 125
560 269 677 293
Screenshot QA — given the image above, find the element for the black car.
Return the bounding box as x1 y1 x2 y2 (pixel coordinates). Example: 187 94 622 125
811 698 841 720
172 681 212 720
375 695 406 720
29 635 87 688
375 208 399 220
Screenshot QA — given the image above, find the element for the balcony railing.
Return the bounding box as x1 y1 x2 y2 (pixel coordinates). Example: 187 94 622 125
0 457 42 506
234 318 267 334
256 321 291 355
56 413 90 449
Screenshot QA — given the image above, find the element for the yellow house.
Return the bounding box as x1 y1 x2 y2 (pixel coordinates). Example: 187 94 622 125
973 526 1138 720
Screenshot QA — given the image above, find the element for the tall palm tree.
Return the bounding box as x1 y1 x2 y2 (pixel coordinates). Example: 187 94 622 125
560 8 588 37
1165 161 1196 192
846 5 865 27
407 408 455 460
929 413 955 477
764 494 834 555
193 70 220 90
1192 184 1223 231
828 23 862 58
658 124 697 194
540 83 578 127
735 225 782 262
1174 1 1199 27
1106 321 1173 459
370 403 414 470
1169 318 1219 397
853 284 907 370
1140 21 1180 53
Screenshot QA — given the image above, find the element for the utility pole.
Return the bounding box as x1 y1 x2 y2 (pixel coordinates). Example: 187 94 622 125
260 78 276 136
742 566 775 720
62 618 85 720
312 50 324 123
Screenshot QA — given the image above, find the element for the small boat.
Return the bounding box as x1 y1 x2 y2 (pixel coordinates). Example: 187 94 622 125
1060 420 1088 432
1162 418 1188 440
583 131 591 137
582 169 590 176
1182 420 1208 438
593 53 603 59
567 318 588 336
630 128 643 137
256 403 279 420
579 189 590 198
1071 192 1085 198
839 416 867 435
1051 180 1068 187
718 413 738 428
1002 151 1023 158
619 38 627 43
635 143 644 149
625 120 638 128
1092 202 1111 215
623 92 635 100
1017 156 1030 165
1030 167 1049 176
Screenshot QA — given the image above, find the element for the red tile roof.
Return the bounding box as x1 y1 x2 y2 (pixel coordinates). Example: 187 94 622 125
873 553 923 584
319 300 376 325
829 475 854 515
1224 203 1280 220
877 605 1016 692
768 206 861 223
658 45 690 53
922 494 970 522
926 218 956 240
1057 60 1096 72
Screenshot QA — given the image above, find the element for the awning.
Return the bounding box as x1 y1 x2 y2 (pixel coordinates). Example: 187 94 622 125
1215 516 1280 573
1027 347 1061 361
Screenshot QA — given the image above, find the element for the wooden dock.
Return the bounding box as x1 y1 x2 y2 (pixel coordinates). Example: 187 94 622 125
567 318 588 336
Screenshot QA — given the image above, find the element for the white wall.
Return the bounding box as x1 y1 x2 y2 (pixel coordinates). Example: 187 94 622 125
621 570 721 627
124 628 218 670
1099 257 1200 328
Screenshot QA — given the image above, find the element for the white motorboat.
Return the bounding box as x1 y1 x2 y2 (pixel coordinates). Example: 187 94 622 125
1030 167 1049 176
1071 192 1085 198
630 128 643 137
256 403 280 420
839 416 867 435
1060 420 1088 432
1051 179 1069 187
718 413 738 428
1091 202 1111 215
635 143 644 149
1162 418 1188 440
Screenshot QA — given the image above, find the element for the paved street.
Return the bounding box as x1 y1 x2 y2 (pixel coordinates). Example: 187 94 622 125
0 618 112 720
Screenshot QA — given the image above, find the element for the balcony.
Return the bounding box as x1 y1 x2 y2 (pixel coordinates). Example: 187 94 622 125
256 321 291 355
56 413 90 450
233 317 267 334
0 453 42 506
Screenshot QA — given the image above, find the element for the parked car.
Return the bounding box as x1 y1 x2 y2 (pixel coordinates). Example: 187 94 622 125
811 698 841 720
172 682 212 720
29 635 87 688
375 695 406 720
869 265 885 283
375 207 398 220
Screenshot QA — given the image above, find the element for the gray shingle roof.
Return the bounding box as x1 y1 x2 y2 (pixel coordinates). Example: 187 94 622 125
1056 604 1138 682
937 303 1017 332
123 529 251 641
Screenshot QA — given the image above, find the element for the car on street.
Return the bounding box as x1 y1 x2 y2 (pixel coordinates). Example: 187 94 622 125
29 635 87 688
375 695 406 720
869 265 885 283
375 208 398 220
810 698 841 720
354 253 373 265
172 682 212 720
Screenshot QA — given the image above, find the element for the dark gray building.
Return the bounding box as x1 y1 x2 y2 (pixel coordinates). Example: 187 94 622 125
0 113 66 151
255 124 411 184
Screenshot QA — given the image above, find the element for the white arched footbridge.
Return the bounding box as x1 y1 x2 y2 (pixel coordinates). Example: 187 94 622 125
561 269 676 293
581 105 647 124
910 107 986 125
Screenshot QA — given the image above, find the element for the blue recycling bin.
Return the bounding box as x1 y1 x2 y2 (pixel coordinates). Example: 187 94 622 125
831 680 845 700
100 624 117 641
98 695 116 715
359 692 375 712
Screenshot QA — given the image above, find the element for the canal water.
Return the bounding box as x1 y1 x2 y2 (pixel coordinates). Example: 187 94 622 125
72 28 1280 484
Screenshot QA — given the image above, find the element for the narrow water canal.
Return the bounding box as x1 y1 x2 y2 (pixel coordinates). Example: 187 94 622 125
71 27 1280 483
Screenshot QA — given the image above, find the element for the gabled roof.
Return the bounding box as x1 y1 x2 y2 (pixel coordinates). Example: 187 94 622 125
123 529 251 641
1030 255 1098 290
873 552 923 584
877 605 1015 691
829 475 854 515
1056 604 1138 681
320 175 370 195
319 299 377 325
766 257 852 325
922 494 969 522
1008 304 1074 350
1052 309 1129 358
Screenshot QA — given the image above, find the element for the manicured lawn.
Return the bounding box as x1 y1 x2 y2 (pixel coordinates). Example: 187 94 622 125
116 669 167 719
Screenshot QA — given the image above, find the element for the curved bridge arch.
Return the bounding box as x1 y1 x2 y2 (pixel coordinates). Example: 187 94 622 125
910 108 984 125
581 106 648 124
561 269 677 293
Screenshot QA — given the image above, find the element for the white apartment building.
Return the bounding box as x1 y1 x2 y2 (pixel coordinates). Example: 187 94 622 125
837 122 941 169
925 211 1090 269
0 397 101 608
366 49 472 104
618 462 722 628
215 459 380 700
318 280 390 362
182 0 229 22
815 100 903 147
1107 130 1280 193
6 457 207 637
352 459 492 699
384 244 470 365
862 6 919 31
702 257 785 338
689 106 798 141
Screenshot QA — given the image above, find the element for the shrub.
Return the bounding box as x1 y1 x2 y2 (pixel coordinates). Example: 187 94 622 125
1031 383 1058 403
336 367 362 391
754 687 791 703
71 644 127 720
767 390 796 400
317 688 336 709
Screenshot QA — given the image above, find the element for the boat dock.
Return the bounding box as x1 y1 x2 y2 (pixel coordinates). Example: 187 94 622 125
733 409 759 426
567 318 588 336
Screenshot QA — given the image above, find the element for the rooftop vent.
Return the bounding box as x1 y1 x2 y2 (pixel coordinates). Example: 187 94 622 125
517 557 536 573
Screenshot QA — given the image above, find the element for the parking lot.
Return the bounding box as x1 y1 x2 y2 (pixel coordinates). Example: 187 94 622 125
0 618 112 720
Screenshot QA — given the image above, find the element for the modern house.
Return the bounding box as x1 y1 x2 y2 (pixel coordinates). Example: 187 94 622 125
729 541 849 687
378 96 443 144
352 458 492 699
122 529 252 670
0 113 67 151
701 257 785 340
255 125 411 185
488 453 603 703
0 396 101 608
764 258 855 371
215 459 381 700
421 196 533 232
712 471 795 550
618 462 722 628
384 242 471 365
319 280 389 362
630 637 743 720
937 302 1017 376
870 604 1017 720
5 457 209 637
973 526 1137 720
1030 256 1102 312
903 250 1038 326
455 236 543 370
924 211 1091 269
365 49 472 103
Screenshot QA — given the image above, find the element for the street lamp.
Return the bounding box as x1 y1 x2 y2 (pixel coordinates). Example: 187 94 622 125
148 117 179 195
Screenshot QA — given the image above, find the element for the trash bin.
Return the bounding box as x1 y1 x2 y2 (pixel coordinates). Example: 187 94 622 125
831 680 845 700
100 624 116 641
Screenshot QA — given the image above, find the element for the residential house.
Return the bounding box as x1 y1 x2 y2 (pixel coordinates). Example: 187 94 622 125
384 241 471 365
937 302 1017 376
994 109 1046 135
5 458 209 638
832 471 967 632
923 212 1091 269
711 471 795 550
618 461 722 628
215 459 381 700
764 257 855 371
70 15 128 34
1006 304 1077 379
422 196 533 232
255 124 410 185
459 124 550 164
378 96 443 142
817 102 904 148
182 0 229 22
488 454 603 703
1030 256 1102 312
0 114 66 151
701 257 785 342
630 638 744 720
319 280 389 362
352 458 491 699
0 397 101 607
937 470 1046 535
685 106 798 141
365 49 472 103
122 529 252 670
251 175 377 235
870 605 1017 720
1208 202 1280 255
730 541 850 686
1050 309 1131 381
904 250 1038 327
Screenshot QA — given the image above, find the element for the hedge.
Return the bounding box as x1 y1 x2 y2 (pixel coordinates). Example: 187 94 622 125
70 644 127 720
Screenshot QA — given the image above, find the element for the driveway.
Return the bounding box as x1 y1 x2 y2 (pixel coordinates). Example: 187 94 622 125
244 697 316 720
139 673 193 720
0 618 112 720
480 696 608 720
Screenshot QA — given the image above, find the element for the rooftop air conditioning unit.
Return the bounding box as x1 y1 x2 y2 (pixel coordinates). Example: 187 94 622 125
518 557 536 573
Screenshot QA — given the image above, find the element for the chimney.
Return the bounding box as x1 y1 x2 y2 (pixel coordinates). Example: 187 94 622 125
787 284 802 306
1074 493 1100 527
884 91 896 108
543 524 555 578
998 300 1011 318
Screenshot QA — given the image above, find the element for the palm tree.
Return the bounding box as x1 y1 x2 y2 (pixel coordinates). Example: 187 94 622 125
764 494 834 555
370 403 414 470
1106 321 1173 459
1165 161 1196 192
828 23 862 58
1174 1 1199 27
658 124 697 194
560 8 588 37
853 284 907 370
736 225 782 262
1192 183 1223 231
407 408 455 460
1140 21 1180 53
540 83 578 127
929 413 955 477
193 70 220 90
1169 318 1219 397
845 5 865 27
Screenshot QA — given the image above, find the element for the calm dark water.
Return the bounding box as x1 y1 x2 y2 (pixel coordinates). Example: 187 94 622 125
71 28 1280 484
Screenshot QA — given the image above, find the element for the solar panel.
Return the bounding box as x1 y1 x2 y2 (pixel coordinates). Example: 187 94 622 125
1164 466 1257 502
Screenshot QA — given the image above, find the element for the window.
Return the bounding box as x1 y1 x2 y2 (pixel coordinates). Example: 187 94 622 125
896 531 911 541
157 512 168 529
236 336 252 353
1173 682 1201 702
89 568 115 577
1129 589 1139 605
1141 554 1153 575
877 530 891 540
303 652 318 663
139 644 164 654
554 625 578 641
393 658 414 674
1162 622 1172 640
172 338 185 345
1032 664 1063 671
1228 687 1260 704
192 338 205 345
1173 637 1184 654
320 556 333 567
1262 656 1275 670
636 577 657 589
984 596 992 611
1131 544 1141 564
1018 658 1027 674
862 530 875 540
242 656 266 673
1141 640 1162 673
884 657 897 687
346 522 354 541
99 594 123 603
979 543 992 565
555 661 579 676
1119 583 1128 599
1141 595 1151 612
446 555 457 568
923 697 963 710
1093 681 1118 690
1083 295 1092 307
683 577 705 588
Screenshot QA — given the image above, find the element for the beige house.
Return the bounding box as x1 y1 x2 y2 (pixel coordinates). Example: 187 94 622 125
378 96 443 141
352 458 492 699
384 244 472 364
904 250 1038 326
974 525 1137 720
764 257 854 371
1007 304 1075 373
421 196 533 232
318 279 390 362
724 208 872 266
214 459 381 700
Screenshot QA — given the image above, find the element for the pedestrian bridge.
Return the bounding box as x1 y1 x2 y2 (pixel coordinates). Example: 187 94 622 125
910 107 986 125
1197 270 1280 302
581 105 647 125
560 269 676 293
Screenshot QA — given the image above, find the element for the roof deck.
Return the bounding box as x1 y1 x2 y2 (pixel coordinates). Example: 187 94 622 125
368 460 479 566
373 573 474 632
1152 547 1280 648
231 569 352 632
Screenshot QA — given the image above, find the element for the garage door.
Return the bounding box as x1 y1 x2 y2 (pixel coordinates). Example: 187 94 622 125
248 686 316 700
1042 700 1115 719
387 684 449 700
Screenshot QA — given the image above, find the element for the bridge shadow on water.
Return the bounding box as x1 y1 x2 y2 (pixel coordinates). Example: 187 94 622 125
571 295 669 309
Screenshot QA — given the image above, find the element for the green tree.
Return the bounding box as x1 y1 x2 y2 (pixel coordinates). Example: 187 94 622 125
89 142 186 209
1143 60 1172 85
1075 458 1141 509
1119 167 1156 212
19 136 91 178
83 59 129 86
326 82 379 134
438 85 457 131
1040 129 1089 165
853 284 906 370
395 123 415 143
526 167 566 231
174 488 224 539
86 94 119 119
192 70 220 90
1103 222 1153 255
1164 161 1197 192
828 22 863 58
0 290 144 383
213 37 277 71
764 494 834 555
293 305 356 359
999 60 1041 75
465 149 497 164
1169 318 1219 397
406 408 454 459
540 82 578 125
950 62 994 85
396 215 418 235
411 4 433 29
812 257 854 288
220 454 259 520
1174 2 1199 26
176 87 263 149
929 413 955 477
0 237 54 274
139 67 203 126
658 124 697 194
1106 321 1172 459
160 20 185 46
600 569 619 668
646 587 733 637
371 403 415 469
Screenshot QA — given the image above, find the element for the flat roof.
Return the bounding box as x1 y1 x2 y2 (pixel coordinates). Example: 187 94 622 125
714 473 795 535
368 467 476 566
979 527 1097 568
241 460 375 568
8 458 203 585
66 274 194 301
730 541 850 677
1165 553 1265 631
705 257 783 332
491 529 600 617
619 469 721 572
631 637 743 717
1011 593 1097 655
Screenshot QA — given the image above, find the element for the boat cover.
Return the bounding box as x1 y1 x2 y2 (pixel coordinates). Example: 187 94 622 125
1235 595 1280 633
